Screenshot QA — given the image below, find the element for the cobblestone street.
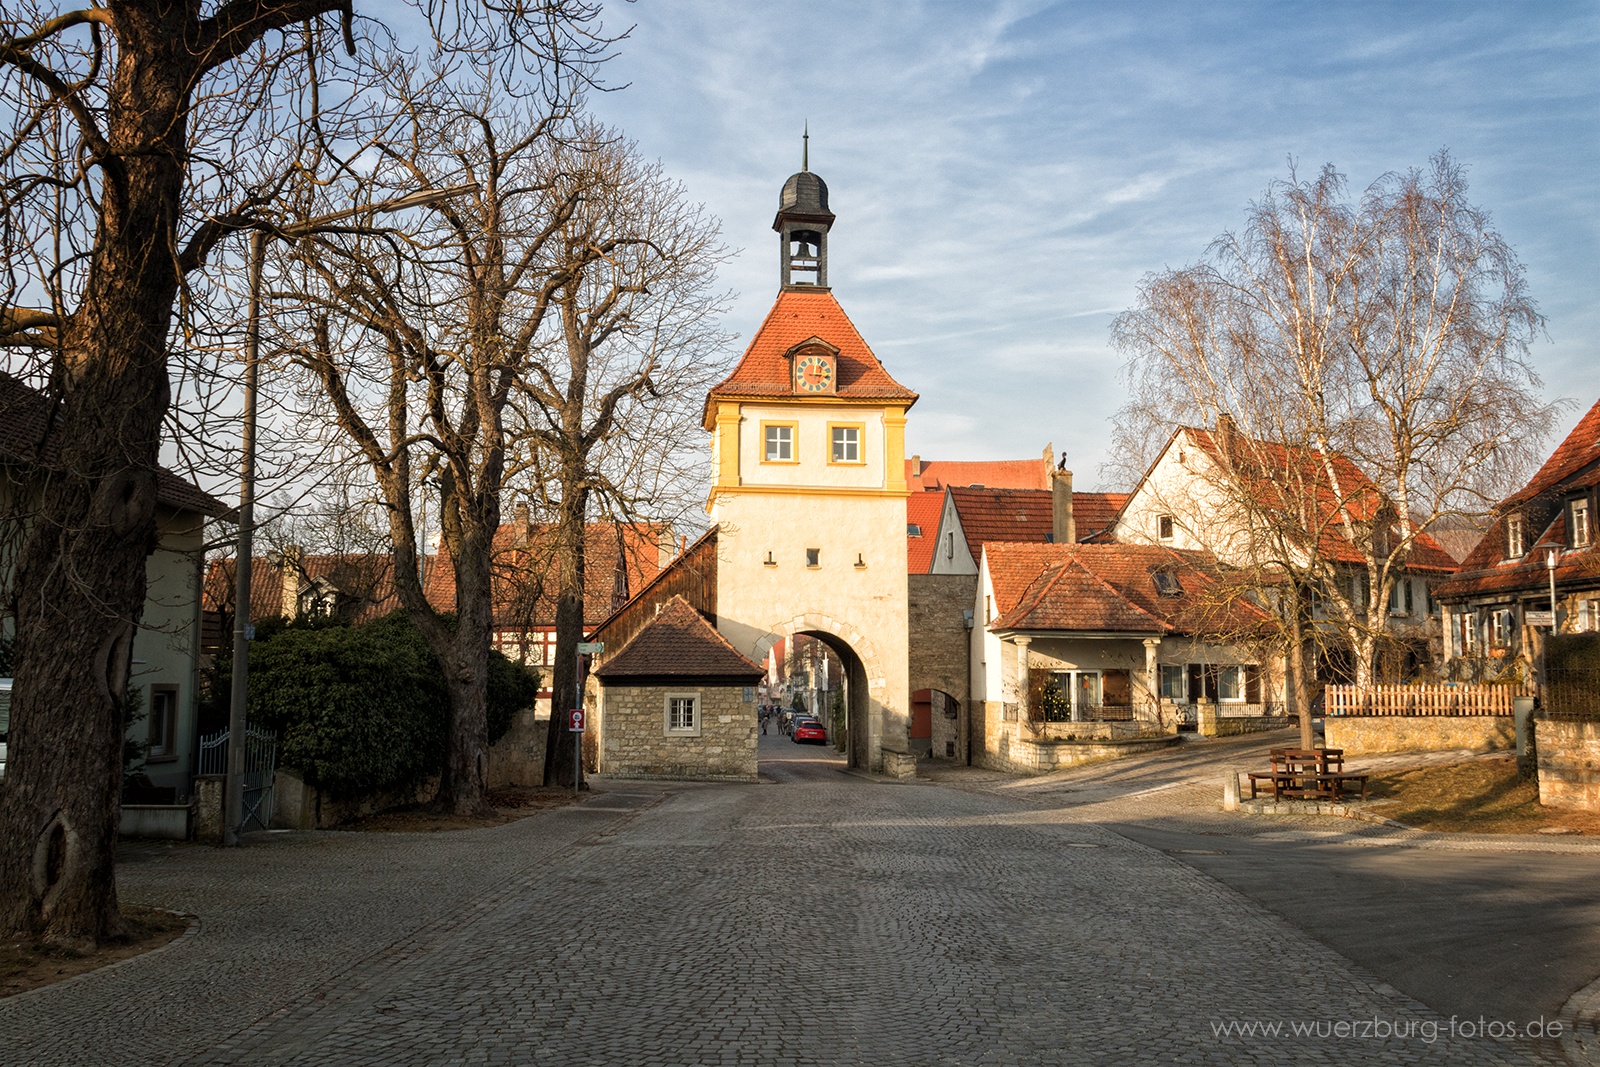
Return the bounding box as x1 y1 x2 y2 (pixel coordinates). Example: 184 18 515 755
2 737 1589 1065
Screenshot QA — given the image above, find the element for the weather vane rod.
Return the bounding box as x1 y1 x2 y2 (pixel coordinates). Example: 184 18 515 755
803 122 809 172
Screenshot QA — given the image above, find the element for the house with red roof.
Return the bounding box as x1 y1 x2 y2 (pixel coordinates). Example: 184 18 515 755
973 540 1280 773
1434 396 1600 678
1110 417 1459 685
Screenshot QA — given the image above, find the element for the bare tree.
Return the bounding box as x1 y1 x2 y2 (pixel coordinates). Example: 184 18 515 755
1111 152 1559 695
505 129 732 788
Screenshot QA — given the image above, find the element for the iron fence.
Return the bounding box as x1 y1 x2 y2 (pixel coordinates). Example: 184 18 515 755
1545 670 1600 721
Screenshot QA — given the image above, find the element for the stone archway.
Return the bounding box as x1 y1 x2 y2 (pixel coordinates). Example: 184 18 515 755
752 615 889 771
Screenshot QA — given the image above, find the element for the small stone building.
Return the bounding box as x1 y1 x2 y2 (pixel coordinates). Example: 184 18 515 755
592 596 763 782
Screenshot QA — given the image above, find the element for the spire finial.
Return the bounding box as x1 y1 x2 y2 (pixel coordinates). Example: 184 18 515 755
802 122 809 172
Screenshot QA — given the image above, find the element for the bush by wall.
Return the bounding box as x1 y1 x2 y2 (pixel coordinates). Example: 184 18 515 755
247 611 538 799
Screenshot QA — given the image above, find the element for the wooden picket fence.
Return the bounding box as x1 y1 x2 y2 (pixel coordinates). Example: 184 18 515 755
1324 683 1532 718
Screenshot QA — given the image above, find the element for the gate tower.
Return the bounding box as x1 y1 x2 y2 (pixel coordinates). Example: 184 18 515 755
703 152 917 771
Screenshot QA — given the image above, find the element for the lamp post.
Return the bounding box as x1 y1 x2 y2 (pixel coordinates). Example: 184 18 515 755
224 183 478 846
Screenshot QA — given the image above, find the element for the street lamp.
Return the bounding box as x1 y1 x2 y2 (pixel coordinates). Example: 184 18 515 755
224 183 479 846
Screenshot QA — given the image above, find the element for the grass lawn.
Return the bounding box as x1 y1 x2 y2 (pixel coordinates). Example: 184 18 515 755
2 904 190 998
1367 756 1600 835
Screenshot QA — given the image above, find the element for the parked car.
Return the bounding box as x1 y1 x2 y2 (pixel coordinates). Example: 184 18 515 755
792 718 826 745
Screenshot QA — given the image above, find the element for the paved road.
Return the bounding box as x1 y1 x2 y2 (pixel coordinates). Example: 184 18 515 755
758 719 847 782
2 740 1569 1066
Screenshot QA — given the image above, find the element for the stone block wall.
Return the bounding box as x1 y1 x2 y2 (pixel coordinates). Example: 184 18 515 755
909 574 976 763
600 683 757 781
487 705 548 789
1323 715 1514 756
1537 719 1600 812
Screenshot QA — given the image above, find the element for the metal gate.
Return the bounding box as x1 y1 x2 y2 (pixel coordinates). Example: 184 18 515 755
197 725 279 834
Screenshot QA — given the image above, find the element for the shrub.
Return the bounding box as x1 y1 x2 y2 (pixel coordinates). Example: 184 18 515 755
247 611 538 799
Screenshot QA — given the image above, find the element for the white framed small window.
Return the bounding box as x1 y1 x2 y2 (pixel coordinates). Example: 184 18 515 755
762 423 795 463
664 692 701 736
1507 515 1525 558
1158 664 1186 701
1157 514 1174 541
1573 499 1593 548
829 423 863 464
1490 609 1511 649
1217 666 1244 702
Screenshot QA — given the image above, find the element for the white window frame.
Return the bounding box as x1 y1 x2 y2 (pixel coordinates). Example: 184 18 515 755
1573 499 1593 548
1217 666 1244 703
1507 515 1525 558
762 423 795 463
1158 664 1186 701
829 423 862 465
664 692 701 737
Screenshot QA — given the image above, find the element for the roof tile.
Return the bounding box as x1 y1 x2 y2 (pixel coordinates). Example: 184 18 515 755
593 595 762 679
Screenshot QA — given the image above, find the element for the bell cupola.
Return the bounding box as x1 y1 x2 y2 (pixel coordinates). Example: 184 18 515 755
773 128 835 289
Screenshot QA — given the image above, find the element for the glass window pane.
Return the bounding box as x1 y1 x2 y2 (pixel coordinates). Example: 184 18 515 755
1218 666 1242 701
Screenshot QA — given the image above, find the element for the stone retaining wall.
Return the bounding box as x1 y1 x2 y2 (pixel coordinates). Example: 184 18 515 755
1323 715 1514 756
979 727 1181 775
1536 719 1600 812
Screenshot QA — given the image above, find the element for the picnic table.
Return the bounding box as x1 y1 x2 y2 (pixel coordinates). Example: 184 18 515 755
1246 747 1368 802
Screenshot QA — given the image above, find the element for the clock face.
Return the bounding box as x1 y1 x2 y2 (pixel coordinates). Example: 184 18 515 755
795 354 834 393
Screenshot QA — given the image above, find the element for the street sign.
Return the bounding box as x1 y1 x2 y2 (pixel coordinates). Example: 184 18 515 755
569 708 586 732
577 641 604 654
1527 611 1556 627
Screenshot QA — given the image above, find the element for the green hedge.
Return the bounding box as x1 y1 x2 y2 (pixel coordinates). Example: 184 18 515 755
246 611 539 799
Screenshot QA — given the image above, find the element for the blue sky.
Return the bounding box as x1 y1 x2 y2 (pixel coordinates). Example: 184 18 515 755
574 0 1598 490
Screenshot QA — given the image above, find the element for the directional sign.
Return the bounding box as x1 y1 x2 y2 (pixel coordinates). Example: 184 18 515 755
569 708 586 732
1526 611 1556 627
577 641 604 654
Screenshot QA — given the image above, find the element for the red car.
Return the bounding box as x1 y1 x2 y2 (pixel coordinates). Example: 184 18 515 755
792 719 827 744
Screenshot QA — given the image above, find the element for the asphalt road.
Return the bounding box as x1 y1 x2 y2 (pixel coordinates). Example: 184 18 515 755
758 715 848 782
1108 818 1600 1027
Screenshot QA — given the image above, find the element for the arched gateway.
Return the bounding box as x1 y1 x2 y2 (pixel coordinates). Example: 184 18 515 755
705 159 917 773
586 157 917 774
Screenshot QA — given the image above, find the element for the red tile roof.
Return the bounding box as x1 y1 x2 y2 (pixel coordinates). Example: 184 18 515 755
908 457 1048 493
703 288 916 425
986 542 1271 637
427 521 665 627
204 552 406 625
593 595 762 680
1433 396 1600 600
947 487 1133 560
1182 426 1458 574
0 371 227 516
906 492 945 573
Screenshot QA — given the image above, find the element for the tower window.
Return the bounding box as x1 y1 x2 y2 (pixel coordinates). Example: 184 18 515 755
830 424 861 464
763 423 795 462
806 548 821 568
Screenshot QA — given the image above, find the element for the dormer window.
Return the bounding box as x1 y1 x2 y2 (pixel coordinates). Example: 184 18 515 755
1507 515 1525 558
1573 499 1593 548
1151 568 1182 597
907 524 922 537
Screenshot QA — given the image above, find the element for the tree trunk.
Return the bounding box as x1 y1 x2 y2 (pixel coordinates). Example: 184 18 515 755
543 485 588 788
436 524 494 815
0 9 193 944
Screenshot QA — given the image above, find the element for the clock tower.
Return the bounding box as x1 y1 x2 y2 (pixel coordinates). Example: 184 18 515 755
700 155 917 773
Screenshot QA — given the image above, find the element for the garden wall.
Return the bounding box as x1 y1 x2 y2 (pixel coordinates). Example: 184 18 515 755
1536 719 1600 812
1323 715 1514 756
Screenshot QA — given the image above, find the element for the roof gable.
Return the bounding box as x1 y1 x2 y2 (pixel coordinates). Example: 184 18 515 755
703 288 916 425
906 492 945 573
593 595 761 680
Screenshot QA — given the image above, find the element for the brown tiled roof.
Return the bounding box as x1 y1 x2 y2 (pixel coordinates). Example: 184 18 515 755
947 487 1133 560
986 542 1270 637
204 552 405 625
703 288 916 425
1182 426 1458 574
908 457 1047 492
426 521 664 627
0 371 227 516
906 492 945 573
593 595 761 680
1433 396 1600 600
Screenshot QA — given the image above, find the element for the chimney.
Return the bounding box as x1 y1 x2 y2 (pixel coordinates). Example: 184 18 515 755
909 454 922 490
280 544 303 619
513 501 529 547
1052 470 1076 545
1041 442 1054 489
